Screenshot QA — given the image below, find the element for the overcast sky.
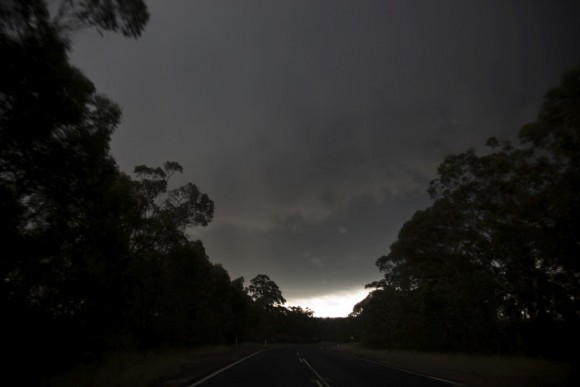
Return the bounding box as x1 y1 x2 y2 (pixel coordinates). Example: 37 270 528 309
70 0 580 316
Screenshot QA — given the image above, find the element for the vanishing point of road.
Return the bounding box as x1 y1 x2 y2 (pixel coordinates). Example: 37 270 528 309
190 346 460 387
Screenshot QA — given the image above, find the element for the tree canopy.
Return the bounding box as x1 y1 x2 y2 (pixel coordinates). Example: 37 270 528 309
353 65 580 357
1 3 324 383
248 274 287 308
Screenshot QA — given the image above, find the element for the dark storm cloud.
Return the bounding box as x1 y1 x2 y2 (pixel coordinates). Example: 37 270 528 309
70 0 580 307
195 188 427 299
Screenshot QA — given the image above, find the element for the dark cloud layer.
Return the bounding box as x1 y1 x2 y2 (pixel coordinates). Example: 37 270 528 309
70 0 580 312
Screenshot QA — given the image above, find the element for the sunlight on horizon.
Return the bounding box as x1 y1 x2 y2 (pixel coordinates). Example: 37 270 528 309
287 288 370 318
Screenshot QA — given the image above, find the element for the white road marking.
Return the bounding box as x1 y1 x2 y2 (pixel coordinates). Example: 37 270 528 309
312 378 325 387
188 349 266 387
302 358 331 387
333 352 463 386
297 351 331 387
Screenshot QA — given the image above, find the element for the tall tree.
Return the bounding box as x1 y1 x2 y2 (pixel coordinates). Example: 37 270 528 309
247 274 286 309
1 0 149 380
356 65 580 356
246 274 287 342
128 161 214 259
119 162 215 347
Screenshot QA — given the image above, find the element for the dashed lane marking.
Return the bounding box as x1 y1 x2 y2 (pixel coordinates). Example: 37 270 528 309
302 358 331 387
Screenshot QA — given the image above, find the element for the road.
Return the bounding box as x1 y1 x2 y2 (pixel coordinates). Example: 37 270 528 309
190 346 459 387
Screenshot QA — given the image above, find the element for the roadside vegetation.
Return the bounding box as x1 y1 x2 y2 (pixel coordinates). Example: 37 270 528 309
1 2 314 385
336 344 574 387
47 345 263 387
351 66 580 360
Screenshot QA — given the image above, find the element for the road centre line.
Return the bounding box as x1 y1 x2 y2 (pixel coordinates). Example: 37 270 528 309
302 359 331 387
312 379 325 387
296 351 331 387
188 349 266 387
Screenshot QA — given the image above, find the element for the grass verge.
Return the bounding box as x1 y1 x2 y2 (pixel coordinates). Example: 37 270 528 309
46 345 263 387
333 344 575 386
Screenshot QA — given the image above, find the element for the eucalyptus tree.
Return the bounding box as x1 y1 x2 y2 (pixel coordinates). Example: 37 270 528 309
119 162 215 345
357 65 580 355
248 274 286 309
1 0 149 380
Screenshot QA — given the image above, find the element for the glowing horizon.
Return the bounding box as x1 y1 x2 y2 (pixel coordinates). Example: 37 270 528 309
286 288 370 318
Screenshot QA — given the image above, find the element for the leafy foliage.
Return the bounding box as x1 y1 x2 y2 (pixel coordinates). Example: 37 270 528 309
248 274 287 308
354 66 580 357
1 3 322 383
53 0 149 38
0 2 151 382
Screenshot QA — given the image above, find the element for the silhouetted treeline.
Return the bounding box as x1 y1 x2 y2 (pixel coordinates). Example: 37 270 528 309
0 2 322 384
352 66 580 359
314 317 355 344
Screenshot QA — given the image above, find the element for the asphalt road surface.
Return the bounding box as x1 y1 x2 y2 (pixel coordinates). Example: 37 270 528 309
191 346 459 387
